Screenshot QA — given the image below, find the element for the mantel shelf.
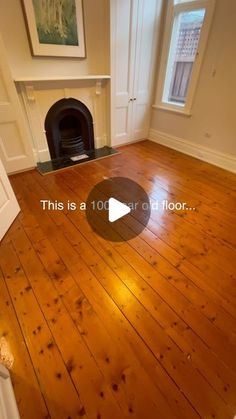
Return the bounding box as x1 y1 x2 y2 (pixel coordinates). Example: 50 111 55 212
14 75 111 82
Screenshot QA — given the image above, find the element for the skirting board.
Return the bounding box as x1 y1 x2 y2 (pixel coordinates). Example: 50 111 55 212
113 138 146 148
148 129 236 174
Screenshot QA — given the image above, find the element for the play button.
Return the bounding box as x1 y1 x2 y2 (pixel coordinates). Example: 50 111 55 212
85 177 151 242
108 198 131 222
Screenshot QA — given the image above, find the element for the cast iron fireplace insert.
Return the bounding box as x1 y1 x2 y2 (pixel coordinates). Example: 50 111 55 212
45 98 95 159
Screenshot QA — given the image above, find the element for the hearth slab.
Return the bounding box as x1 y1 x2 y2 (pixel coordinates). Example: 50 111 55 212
37 146 119 175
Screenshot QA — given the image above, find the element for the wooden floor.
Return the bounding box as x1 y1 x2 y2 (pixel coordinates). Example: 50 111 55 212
1 140 236 419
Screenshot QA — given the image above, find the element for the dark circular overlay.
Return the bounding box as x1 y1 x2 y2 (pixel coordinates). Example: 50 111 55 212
85 177 150 242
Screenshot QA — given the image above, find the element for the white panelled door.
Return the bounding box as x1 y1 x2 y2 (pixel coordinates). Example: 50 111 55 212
110 0 138 145
0 34 35 174
111 0 162 146
0 157 20 241
132 0 162 141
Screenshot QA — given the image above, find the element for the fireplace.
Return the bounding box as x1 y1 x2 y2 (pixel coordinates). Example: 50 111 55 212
45 98 95 159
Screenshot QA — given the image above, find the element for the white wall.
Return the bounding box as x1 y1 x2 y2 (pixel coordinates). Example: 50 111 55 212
0 0 109 78
150 0 236 157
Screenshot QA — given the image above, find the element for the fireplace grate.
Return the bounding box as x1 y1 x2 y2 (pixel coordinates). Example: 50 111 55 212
61 135 85 156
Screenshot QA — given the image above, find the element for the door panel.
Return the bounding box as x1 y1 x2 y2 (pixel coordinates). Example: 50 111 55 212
0 122 27 158
0 158 20 241
111 0 138 145
115 108 129 138
0 34 35 173
111 0 162 146
132 0 162 140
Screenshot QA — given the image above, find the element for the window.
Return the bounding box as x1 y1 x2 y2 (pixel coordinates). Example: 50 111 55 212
155 0 215 114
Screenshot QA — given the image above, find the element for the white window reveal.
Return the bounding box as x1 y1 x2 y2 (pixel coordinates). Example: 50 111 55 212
155 0 215 115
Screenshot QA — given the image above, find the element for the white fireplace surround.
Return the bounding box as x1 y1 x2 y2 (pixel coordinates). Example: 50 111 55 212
15 75 110 163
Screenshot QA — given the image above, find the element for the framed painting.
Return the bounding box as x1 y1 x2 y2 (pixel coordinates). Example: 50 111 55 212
22 0 86 57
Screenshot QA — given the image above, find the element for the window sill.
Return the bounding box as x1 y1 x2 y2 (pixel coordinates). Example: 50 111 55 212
152 104 192 117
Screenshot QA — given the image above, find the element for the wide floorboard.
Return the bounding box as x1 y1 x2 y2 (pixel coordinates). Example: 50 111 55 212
1 140 236 419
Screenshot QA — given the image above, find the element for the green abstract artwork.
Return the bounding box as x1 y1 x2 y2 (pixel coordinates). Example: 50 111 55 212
32 0 79 46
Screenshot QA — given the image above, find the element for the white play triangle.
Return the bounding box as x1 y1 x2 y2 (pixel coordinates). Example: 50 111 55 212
108 197 131 222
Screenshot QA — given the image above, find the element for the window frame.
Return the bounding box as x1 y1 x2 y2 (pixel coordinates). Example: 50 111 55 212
154 0 215 115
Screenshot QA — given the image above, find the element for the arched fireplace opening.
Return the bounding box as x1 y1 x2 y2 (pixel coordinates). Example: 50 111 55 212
45 98 95 159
